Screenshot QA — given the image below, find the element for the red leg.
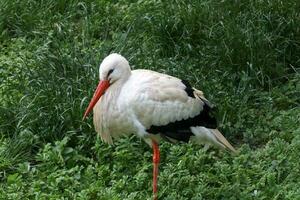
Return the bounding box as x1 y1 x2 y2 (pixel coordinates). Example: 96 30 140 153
152 140 160 200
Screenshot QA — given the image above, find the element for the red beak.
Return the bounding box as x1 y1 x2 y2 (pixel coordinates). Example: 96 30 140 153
83 80 110 120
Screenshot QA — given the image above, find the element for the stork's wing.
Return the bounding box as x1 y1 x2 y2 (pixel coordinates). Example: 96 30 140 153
121 70 217 142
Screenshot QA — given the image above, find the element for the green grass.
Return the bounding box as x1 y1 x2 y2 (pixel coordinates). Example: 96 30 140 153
0 0 300 199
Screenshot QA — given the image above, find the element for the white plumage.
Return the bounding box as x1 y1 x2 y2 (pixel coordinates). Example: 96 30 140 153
88 54 235 152
83 53 236 200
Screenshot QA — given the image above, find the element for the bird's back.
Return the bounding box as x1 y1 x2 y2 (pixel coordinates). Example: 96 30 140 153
119 70 216 141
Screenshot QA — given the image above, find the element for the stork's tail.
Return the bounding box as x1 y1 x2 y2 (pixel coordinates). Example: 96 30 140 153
190 89 237 154
210 129 237 154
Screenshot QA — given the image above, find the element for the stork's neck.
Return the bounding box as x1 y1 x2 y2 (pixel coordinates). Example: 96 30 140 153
105 73 130 104
115 68 131 87
98 68 131 115
111 78 126 93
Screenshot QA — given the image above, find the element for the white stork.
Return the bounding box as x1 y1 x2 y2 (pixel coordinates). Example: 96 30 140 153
83 53 236 200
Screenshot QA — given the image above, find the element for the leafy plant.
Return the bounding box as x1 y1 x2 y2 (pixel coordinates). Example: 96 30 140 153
0 0 300 199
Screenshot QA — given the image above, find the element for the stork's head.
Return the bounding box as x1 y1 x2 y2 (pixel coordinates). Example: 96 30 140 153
83 53 131 119
99 53 131 84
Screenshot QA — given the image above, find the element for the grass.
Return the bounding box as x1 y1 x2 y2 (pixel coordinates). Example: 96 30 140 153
0 0 300 199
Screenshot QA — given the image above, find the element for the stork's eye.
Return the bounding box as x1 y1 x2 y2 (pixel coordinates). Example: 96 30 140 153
107 69 114 77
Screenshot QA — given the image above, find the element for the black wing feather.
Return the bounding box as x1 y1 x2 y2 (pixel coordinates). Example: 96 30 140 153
147 80 217 143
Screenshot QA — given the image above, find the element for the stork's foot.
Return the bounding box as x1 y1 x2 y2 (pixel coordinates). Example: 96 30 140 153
152 140 160 200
